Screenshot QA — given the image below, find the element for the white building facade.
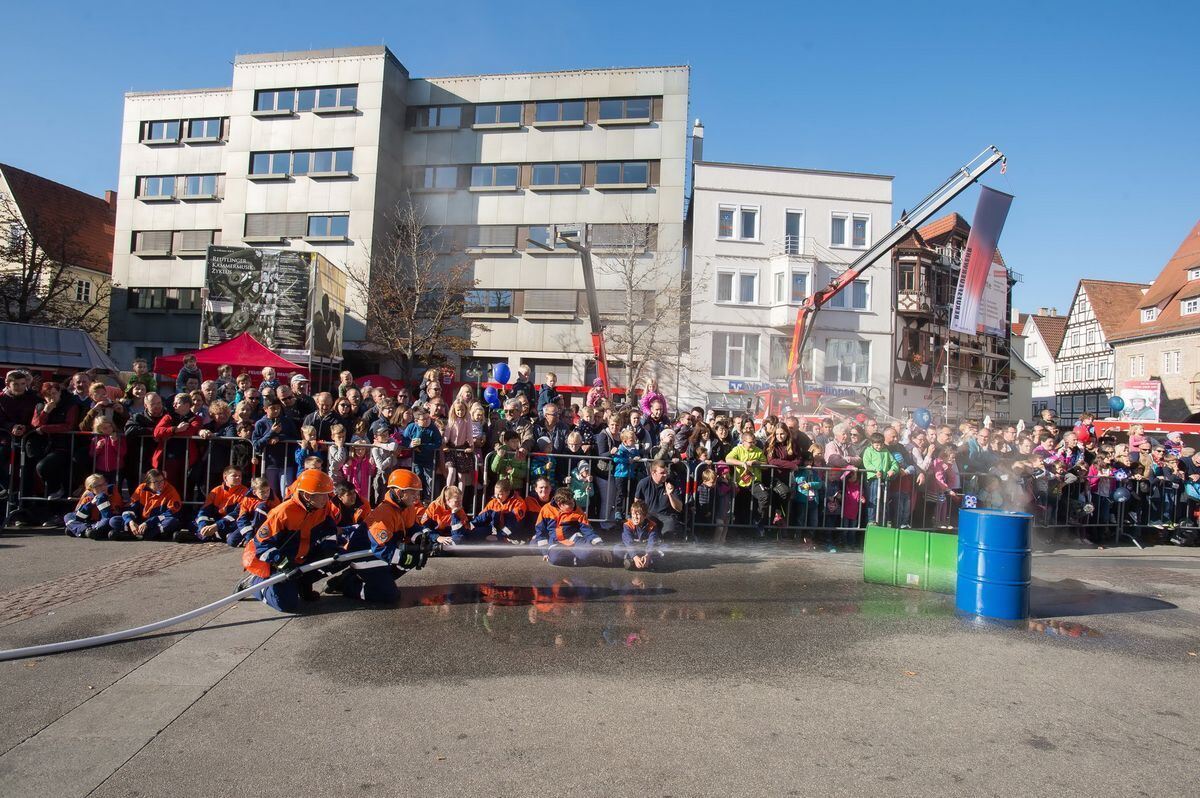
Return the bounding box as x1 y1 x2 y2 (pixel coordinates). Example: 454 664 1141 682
681 158 893 410
109 45 688 383
1020 312 1066 416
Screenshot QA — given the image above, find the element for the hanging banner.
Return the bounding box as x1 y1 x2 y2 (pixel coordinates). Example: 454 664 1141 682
979 260 1009 337
950 186 1014 335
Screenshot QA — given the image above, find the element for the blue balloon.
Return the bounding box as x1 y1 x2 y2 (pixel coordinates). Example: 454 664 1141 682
1112 486 1131 503
483 386 501 408
1108 395 1125 414
913 407 931 429
493 362 511 384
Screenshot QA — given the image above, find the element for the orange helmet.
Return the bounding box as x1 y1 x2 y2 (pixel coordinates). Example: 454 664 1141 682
387 469 423 491
293 470 335 495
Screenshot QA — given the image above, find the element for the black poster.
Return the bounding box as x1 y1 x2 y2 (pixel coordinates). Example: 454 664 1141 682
202 246 311 349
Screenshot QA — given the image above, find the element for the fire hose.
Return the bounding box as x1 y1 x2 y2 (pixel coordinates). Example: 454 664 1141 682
0 548 380 662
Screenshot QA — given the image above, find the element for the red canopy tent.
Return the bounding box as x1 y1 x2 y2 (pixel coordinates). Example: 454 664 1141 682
153 333 308 380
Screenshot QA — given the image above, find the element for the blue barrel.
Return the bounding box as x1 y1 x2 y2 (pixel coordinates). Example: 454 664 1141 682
956 509 1032 620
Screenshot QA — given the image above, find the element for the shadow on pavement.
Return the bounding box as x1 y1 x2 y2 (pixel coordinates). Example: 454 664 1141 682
1030 577 1177 618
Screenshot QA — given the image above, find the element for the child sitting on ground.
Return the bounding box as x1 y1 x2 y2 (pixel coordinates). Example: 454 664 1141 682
534 487 607 566
65 474 124 540
616 499 663 571
193 466 249 542
471 478 527 544
228 476 275 547
120 469 183 541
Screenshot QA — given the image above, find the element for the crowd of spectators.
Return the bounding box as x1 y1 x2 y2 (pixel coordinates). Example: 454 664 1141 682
1 358 1195 550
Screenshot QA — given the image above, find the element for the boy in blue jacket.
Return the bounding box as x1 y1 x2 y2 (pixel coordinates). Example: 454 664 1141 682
401 407 442 502
252 398 298 500
536 372 561 414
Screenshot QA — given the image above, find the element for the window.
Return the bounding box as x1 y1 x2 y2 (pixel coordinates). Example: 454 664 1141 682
254 89 294 113
716 271 757 304
852 215 870 248
142 120 180 143
138 176 175 199
831 214 847 247
791 272 808 303
183 174 218 198
524 289 577 313
474 103 522 126
784 210 805 254
1071 331 1081 348
470 165 519 189
774 272 785 304
1086 327 1096 345
526 225 552 250
465 289 513 315
1074 365 1083 381
307 149 353 175
589 223 654 250
1099 359 1109 379
466 225 517 249
412 166 459 190
718 207 735 238
1141 307 1159 323
740 208 758 240
827 279 869 310
531 163 583 187
132 230 173 254
177 229 218 253
595 161 649 186
186 118 222 140
414 106 462 128
127 287 201 311
1183 298 1200 315
1026 340 1038 358
598 97 651 121
1129 354 1145 378
533 100 585 124
824 339 870 383
1189 268 1200 281
314 85 356 110
245 212 307 239
8 222 25 251
250 152 293 176
75 279 91 303
306 215 349 239
1163 350 1182 375
711 332 759 378
1086 362 1095 380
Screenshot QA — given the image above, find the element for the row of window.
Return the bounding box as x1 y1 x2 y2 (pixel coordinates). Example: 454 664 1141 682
463 288 653 317
131 229 220 256
411 160 656 191
140 117 226 144
244 212 349 240
1147 296 1200 320
710 332 870 383
428 223 656 253
249 149 354 177
1129 351 1182 378
715 270 869 310
410 96 655 130
716 205 870 249
1059 359 1111 383
137 174 221 201
254 85 358 114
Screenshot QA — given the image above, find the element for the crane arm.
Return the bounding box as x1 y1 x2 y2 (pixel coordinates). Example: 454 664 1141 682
786 145 1007 400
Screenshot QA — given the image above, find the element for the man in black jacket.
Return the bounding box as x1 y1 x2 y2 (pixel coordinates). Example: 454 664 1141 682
125 392 168 486
302 392 340 441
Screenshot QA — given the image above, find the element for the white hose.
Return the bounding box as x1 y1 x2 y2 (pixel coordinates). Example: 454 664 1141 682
0 549 376 662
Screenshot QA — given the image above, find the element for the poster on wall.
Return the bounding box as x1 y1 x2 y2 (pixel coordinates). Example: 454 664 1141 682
979 261 1009 337
1117 379 1162 422
308 254 346 360
202 246 311 350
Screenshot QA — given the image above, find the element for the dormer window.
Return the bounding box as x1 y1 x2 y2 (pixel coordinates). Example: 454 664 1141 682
1141 307 1159 323
1188 267 1200 281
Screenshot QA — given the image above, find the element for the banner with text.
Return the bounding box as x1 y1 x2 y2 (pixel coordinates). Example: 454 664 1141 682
950 186 1014 335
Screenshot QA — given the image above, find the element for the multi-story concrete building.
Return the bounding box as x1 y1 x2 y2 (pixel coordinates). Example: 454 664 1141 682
1053 279 1148 424
1016 309 1067 417
1109 218 1200 420
109 45 688 384
0 163 115 347
681 134 893 410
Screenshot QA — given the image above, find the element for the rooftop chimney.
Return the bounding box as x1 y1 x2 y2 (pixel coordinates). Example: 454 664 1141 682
104 190 117 211
691 118 704 164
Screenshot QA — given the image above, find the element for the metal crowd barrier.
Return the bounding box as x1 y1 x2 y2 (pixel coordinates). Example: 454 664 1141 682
1 426 1191 551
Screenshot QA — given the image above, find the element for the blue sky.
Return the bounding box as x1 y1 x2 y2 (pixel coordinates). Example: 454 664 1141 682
3 0 1197 312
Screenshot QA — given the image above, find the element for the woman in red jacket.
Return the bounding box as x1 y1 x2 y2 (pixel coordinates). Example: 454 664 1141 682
30 381 82 500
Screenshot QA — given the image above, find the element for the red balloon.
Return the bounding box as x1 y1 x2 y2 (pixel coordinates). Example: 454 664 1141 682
855 413 867 423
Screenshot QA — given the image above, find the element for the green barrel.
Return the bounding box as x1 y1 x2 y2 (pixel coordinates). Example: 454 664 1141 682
863 524 957 594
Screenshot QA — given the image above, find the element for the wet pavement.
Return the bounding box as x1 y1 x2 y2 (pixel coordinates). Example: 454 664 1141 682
1 537 1198 796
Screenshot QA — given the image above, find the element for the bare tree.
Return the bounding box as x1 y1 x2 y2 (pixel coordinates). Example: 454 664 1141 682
592 221 696 391
349 198 478 379
0 192 112 337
